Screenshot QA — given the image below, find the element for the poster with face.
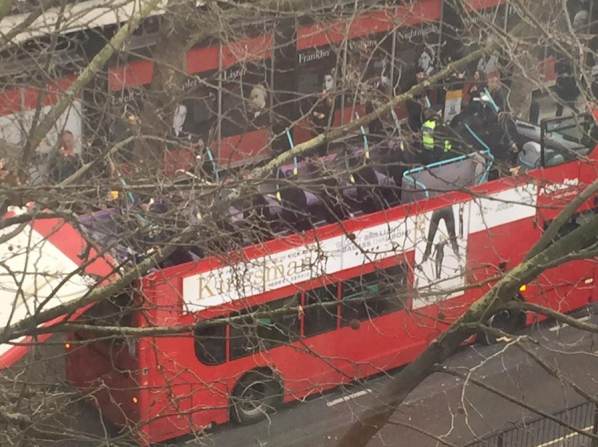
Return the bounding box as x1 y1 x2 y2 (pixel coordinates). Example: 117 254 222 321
412 203 470 308
172 104 188 137
249 84 267 115
323 73 336 92
441 0 507 77
418 47 435 76
394 22 440 91
220 63 270 138
296 44 339 96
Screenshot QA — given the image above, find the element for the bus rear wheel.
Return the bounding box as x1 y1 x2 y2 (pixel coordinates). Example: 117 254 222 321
230 372 281 425
479 309 525 345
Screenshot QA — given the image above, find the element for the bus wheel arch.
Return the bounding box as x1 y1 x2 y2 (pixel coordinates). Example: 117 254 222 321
229 367 283 425
478 295 526 345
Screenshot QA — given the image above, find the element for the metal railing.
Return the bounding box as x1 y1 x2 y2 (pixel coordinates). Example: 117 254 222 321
465 402 598 447
402 149 493 199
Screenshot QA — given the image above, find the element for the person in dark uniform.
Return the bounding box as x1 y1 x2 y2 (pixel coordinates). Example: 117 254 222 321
310 89 336 156
482 97 519 176
450 98 490 153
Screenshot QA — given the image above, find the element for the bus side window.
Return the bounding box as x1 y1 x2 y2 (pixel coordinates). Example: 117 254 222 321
230 294 300 360
230 310 259 360
341 264 407 326
78 292 135 347
377 264 408 314
258 294 301 349
304 284 338 337
194 323 226 365
341 271 379 325
544 210 597 249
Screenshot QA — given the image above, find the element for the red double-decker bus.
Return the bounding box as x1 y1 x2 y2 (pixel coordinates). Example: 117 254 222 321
63 113 598 445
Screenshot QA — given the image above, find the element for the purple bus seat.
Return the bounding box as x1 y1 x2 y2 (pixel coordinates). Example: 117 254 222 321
374 169 401 207
342 186 358 201
262 194 283 219
276 187 313 232
278 160 308 177
278 150 341 179
353 167 394 213
243 194 284 237
228 205 245 224
304 190 321 207
303 189 331 225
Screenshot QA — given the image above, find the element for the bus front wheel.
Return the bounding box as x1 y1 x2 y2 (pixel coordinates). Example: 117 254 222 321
230 371 281 425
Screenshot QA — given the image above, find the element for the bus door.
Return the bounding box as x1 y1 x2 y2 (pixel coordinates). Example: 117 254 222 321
532 116 597 311
141 333 193 440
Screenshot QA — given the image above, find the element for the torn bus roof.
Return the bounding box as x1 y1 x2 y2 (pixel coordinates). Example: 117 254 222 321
0 209 117 369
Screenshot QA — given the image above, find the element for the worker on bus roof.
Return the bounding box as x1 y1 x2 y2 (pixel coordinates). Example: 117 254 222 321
418 107 453 165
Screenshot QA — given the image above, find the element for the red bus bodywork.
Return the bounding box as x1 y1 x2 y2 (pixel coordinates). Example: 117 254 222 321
0 209 116 368
65 143 598 444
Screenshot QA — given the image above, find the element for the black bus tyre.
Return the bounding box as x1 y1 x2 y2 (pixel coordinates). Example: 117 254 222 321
479 309 525 345
230 372 281 425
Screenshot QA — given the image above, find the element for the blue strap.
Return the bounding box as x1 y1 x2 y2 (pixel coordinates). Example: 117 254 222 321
464 123 494 184
355 113 370 159
483 88 499 112
276 129 298 200
286 129 298 175
205 148 220 183
464 123 490 152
